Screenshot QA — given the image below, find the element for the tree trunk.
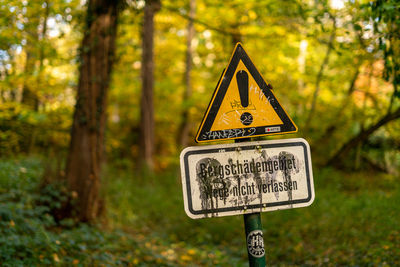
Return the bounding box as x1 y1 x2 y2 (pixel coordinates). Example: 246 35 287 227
230 21 242 46
65 0 121 222
139 0 161 170
36 0 50 96
316 64 361 143
326 107 400 167
21 2 42 110
297 39 308 90
177 0 195 148
21 52 39 110
304 22 336 132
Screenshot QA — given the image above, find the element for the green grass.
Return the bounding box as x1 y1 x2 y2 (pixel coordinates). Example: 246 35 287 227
0 157 399 266
105 164 400 266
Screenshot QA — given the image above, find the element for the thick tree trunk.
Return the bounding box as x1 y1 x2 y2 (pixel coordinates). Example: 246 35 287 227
65 0 120 222
139 0 161 170
326 107 400 167
177 0 195 147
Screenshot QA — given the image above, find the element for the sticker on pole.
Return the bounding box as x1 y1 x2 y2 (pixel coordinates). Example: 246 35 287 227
195 43 297 142
180 138 314 219
247 230 265 258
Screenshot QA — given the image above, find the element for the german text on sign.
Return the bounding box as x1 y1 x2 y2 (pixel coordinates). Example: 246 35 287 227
180 138 314 219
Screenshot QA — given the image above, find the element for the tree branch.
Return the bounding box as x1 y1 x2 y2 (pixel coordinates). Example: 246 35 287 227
326 106 400 167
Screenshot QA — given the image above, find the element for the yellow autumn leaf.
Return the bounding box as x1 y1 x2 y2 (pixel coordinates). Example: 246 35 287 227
53 253 60 262
180 254 192 261
9 220 15 227
294 242 303 252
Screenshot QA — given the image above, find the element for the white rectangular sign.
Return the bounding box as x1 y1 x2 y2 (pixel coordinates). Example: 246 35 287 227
180 138 314 219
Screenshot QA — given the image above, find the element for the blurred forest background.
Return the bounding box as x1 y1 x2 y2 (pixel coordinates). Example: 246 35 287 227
0 0 400 266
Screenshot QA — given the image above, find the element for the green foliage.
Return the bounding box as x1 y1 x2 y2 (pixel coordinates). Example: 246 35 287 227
369 0 400 89
1 0 400 168
0 103 71 155
105 161 400 266
0 158 240 266
1 0 400 264
1 157 400 266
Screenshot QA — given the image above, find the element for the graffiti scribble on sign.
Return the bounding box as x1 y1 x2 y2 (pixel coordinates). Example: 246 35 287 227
195 152 302 216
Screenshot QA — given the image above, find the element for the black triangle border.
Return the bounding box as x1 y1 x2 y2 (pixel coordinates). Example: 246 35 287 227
195 43 297 142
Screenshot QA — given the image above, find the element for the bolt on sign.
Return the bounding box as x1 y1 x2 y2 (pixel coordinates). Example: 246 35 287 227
180 138 314 219
195 43 297 143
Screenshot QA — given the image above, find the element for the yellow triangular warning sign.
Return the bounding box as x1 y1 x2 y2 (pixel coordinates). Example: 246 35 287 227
195 43 297 142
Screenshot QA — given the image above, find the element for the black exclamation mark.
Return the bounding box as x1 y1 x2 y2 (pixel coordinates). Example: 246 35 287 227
236 70 253 126
236 70 249 107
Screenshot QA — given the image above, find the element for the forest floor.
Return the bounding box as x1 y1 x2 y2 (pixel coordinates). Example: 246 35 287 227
1 156 400 266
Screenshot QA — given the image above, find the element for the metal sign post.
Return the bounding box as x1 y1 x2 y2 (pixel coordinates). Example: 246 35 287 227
180 138 314 265
179 43 315 267
244 213 266 266
236 138 266 266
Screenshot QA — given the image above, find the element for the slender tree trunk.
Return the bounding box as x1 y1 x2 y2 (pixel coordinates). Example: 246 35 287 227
231 30 242 46
297 39 308 90
21 3 41 111
21 51 39 110
26 1 50 153
316 64 361 142
304 24 336 131
177 0 195 147
65 0 121 222
7 63 17 102
326 107 400 167
36 0 50 100
230 21 242 46
139 0 161 170
0 58 14 102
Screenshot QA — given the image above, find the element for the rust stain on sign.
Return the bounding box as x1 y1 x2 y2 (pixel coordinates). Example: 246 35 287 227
180 138 314 219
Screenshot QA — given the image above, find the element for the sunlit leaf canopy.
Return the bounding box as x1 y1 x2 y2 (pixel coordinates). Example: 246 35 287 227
0 0 399 171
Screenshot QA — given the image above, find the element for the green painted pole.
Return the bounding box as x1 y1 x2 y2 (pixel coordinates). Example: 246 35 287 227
244 213 266 266
235 138 266 266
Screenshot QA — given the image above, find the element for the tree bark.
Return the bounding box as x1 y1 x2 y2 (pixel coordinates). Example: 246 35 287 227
326 107 400 167
65 0 121 222
177 0 195 148
139 0 161 170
